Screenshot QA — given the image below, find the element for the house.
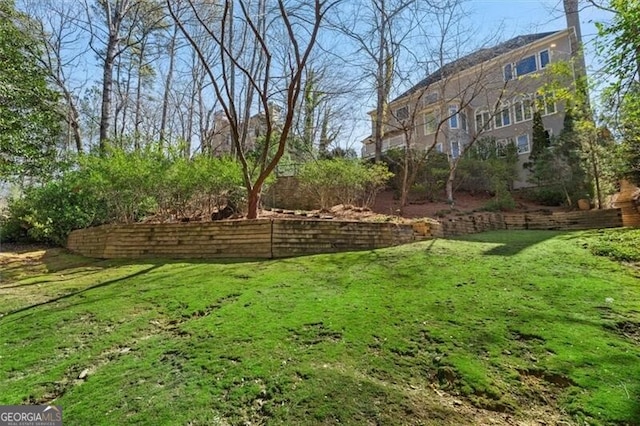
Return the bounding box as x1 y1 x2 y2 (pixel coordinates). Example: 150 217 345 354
204 104 282 156
203 110 266 156
361 27 585 189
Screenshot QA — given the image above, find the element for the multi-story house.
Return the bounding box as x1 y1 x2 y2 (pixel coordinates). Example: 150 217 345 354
204 104 282 156
361 27 584 189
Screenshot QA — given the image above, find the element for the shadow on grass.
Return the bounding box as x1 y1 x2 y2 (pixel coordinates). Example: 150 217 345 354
449 230 563 256
0 268 107 289
0 264 162 321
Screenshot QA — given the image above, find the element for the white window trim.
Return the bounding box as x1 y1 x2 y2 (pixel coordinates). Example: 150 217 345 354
505 51 549 82
459 110 468 132
536 94 557 116
434 143 443 153
475 108 491 133
516 134 530 155
494 102 511 129
513 95 533 124
448 105 459 129
451 141 460 159
424 111 437 135
538 49 550 69
503 63 514 81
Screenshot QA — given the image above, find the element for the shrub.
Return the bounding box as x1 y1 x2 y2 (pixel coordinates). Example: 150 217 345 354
79 147 165 223
483 190 516 212
298 159 392 210
2 173 108 246
156 155 245 220
382 150 449 201
1 148 248 245
520 186 567 206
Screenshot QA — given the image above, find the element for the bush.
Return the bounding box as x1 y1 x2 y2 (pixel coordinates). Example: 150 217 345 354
80 147 166 223
520 186 567 206
483 190 516 212
298 159 392 210
2 174 108 246
156 155 244 220
382 150 449 201
1 148 248 245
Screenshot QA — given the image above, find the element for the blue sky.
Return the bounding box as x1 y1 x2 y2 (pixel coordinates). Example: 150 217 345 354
344 1 614 150
467 0 612 72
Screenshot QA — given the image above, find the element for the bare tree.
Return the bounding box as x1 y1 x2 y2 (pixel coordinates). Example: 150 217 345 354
376 0 540 206
85 0 163 152
332 0 419 162
22 0 86 153
168 0 339 218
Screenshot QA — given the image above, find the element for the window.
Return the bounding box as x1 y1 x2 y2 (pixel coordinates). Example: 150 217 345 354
387 134 405 149
460 110 468 132
435 143 443 153
503 51 549 82
451 141 460 159
449 105 458 129
504 63 514 81
513 96 533 123
496 138 513 157
475 109 491 132
517 134 530 154
424 112 437 135
396 106 409 121
536 94 557 116
494 103 511 128
539 49 550 68
421 92 439 107
515 55 537 77
545 100 556 115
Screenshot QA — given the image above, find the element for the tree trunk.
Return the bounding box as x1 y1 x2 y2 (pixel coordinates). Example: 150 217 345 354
445 176 454 205
400 145 410 208
99 37 117 152
247 188 261 219
134 41 146 151
160 25 177 147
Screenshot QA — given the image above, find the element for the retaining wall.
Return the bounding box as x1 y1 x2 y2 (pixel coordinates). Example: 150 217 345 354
67 219 415 259
428 208 624 238
68 209 632 260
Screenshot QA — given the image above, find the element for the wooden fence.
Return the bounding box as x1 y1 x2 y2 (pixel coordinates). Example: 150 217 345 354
67 219 415 259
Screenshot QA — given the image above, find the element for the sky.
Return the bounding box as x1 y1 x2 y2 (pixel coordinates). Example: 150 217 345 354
467 0 612 78
345 0 615 151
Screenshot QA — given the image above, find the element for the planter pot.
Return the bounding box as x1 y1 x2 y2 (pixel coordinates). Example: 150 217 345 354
577 199 591 210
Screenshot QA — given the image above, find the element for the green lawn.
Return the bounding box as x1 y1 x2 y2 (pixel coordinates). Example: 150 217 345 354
0 230 639 425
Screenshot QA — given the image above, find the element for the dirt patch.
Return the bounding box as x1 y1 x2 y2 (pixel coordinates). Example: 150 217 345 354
289 322 343 346
518 369 576 388
260 189 566 224
372 189 565 220
606 320 640 344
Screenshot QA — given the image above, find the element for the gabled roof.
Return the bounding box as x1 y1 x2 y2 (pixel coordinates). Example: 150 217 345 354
392 31 562 103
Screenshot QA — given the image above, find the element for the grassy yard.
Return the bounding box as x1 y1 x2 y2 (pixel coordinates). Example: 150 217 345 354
0 229 639 425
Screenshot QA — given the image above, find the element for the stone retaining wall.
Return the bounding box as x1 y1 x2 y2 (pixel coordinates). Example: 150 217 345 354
427 208 624 238
68 209 632 260
67 219 415 259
